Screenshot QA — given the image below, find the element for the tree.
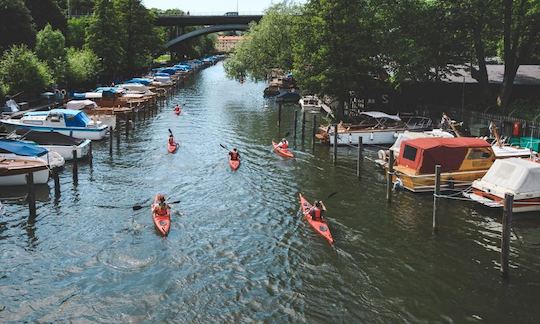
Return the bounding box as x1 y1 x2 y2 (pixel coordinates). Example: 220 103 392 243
66 47 101 88
24 0 67 33
497 0 540 109
113 0 163 74
224 4 300 81
0 45 53 97
86 0 124 81
0 0 36 52
66 16 92 48
36 24 68 84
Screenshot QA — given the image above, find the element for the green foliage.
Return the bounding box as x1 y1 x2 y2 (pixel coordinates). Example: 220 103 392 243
66 47 101 88
113 0 164 74
36 24 68 84
24 0 67 32
0 0 36 52
67 17 92 48
86 0 124 80
224 4 299 81
0 45 53 96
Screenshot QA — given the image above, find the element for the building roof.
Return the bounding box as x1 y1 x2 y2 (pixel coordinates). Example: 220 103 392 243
442 65 540 85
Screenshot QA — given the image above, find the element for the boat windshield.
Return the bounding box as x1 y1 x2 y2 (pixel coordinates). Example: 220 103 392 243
65 112 90 127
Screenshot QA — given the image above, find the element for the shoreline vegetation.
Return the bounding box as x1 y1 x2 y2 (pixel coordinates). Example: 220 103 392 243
0 0 216 103
224 2 540 121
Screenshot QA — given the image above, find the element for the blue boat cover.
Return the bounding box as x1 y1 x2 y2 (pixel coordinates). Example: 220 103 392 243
154 72 170 77
72 93 87 100
0 139 48 157
126 78 152 85
94 87 122 93
25 109 91 128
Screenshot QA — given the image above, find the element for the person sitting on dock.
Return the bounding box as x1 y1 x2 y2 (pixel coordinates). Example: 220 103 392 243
309 201 326 221
229 148 240 161
277 138 289 149
174 104 181 114
153 194 170 216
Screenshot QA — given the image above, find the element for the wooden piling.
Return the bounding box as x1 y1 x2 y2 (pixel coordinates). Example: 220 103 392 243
125 115 129 137
357 137 363 177
386 150 394 202
109 126 113 156
312 115 317 152
293 110 298 142
88 141 93 167
301 111 306 143
72 149 78 184
433 164 441 232
501 193 514 279
26 172 36 217
278 103 282 128
52 167 60 198
333 124 338 163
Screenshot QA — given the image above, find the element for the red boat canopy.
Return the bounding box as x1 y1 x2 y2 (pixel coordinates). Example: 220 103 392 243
398 137 491 173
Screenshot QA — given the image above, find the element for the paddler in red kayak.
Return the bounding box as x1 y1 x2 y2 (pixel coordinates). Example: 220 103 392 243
168 134 175 146
309 200 327 221
153 194 170 216
229 148 240 161
174 104 182 114
277 138 289 149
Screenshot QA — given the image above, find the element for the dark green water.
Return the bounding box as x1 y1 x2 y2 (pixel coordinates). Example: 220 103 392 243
1 62 540 323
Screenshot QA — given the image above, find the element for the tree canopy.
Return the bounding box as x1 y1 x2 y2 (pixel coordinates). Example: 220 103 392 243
24 0 67 32
36 24 68 84
0 0 36 53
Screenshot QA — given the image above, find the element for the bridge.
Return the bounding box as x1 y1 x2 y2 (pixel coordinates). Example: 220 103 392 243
157 14 263 49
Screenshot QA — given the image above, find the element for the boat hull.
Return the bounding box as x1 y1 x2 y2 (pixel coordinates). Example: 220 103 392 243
1 121 108 141
0 168 49 186
329 129 401 146
393 169 489 193
40 140 91 161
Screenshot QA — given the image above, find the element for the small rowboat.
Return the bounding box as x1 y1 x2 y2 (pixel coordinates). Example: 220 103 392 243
229 158 240 170
272 140 294 158
298 193 334 245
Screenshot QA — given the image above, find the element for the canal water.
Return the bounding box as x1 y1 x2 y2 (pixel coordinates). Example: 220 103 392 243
1 62 540 322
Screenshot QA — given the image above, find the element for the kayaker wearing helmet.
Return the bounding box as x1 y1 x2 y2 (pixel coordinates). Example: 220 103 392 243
153 194 170 216
309 200 326 221
277 138 289 149
229 148 240 161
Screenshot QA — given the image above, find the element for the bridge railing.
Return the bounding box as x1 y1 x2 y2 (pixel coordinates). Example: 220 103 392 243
157 11 264 17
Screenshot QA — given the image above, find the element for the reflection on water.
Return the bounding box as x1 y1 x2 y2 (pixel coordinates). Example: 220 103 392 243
1 62 540 322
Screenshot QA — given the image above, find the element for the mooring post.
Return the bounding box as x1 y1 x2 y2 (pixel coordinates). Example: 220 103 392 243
26 172 36 217
501 193 514 279
131 110 136 129
386 150 394 202
88 141 93 167
109 126 113 156
357 137 363 177
301 111 306 143
312 115 317 152
433 164 441 232
72 149 78 184
333 124 338 163
52 167 60 198
293 110 298 143
278 103 282 128
125 114 129 137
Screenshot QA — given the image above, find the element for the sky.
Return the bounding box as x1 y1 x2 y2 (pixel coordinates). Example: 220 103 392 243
142 0 305 14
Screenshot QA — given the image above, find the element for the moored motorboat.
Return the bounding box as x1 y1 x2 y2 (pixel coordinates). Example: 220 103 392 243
465 158 540 213
0 109 109 140
0 139 64 169
0 158 49 186
15 130 91 161
299 95 323 113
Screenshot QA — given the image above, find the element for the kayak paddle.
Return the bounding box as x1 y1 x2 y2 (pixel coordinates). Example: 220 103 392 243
219 144 228 150
327 192 338 199
132 199 180 211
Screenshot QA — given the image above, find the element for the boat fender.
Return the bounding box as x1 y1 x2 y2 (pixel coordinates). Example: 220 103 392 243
447 177 455 190
377 149 386 161
61 89 67 96
393 178 403 191
370 132 374 141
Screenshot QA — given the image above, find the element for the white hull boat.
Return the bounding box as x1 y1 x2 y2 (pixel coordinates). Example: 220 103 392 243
0 158 49 186
15 130 91 161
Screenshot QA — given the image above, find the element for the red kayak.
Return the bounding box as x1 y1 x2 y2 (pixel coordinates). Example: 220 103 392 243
174 109 181 115
168 142 179 153
272 141 294 158
229 158 240 170
298 193 334 245
152 198 171 236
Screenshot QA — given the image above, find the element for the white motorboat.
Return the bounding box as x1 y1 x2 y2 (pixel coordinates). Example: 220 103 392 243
299 95 323 113
318 111 433 146
0 109 109 140
15 130 91 161
0 158 49 186
465 158 540 213
0 138 64 169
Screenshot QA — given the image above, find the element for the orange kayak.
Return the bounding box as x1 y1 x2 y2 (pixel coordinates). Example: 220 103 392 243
168 142 179 153
174 109 181 115
152 199 171 236
229 158 240 170
298 193 334 245
272 141 294 158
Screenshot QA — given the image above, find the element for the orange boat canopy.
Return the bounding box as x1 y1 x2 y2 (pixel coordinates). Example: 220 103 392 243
398 137 491 173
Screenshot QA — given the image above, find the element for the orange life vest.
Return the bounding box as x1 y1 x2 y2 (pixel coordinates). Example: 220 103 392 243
155 205 168 216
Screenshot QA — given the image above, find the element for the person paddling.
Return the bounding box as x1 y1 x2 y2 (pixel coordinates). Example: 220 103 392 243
168 134 175 145
229 148 240 161
153 194 170 216
277 138 289 149
174 104 182 114
309 200 326 221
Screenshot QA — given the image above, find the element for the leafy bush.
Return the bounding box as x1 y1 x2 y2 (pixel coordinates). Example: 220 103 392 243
36 24 68 84
0 45 53 97
66 47 101 88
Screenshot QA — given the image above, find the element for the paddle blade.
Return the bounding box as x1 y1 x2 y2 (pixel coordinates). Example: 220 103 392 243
132 205 144 211
284 131 290 138
168 129 173 135
327 191 338 199
168 200 181 205
220 144 227 150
